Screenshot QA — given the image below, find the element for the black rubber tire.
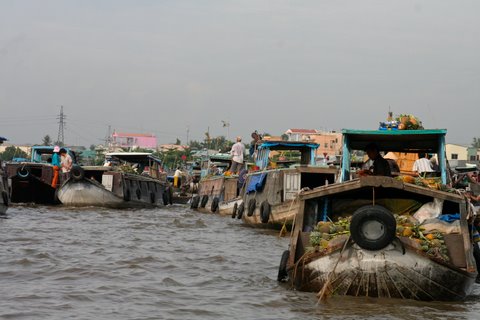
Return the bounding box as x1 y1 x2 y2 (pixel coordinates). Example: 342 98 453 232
16 167 30 180
190 196 200 209
150 192 156 204
231 203 238 218
236 202 244 219
277 250 290 282
247 198 256 217
211 197 219 213
124 189 131 201
168 186 173 205
70 166 85 181
200 195 209 208
350 205 396 251
162 191 169 205
136 188 142 200
260 201 271 224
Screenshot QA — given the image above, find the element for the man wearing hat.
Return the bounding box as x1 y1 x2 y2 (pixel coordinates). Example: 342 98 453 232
51 146 61 188
229 136 245 175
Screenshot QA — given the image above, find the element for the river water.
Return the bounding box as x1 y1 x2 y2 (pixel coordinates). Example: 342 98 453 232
1 205 480 320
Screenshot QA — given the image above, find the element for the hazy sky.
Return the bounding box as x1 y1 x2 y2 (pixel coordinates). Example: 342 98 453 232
1 1 479 147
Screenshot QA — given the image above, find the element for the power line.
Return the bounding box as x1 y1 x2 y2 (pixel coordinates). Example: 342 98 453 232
57 106 66 145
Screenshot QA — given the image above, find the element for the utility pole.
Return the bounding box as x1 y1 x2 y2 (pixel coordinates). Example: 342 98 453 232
104 125 112 151
57 106 66 146
186 126 190 146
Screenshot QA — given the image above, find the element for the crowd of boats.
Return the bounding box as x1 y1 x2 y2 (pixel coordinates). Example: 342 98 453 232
1 126 480 303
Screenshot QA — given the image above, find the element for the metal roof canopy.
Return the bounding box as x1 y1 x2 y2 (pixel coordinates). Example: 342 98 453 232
341 129 448 184
342 129 447 153
258 140 319 151
106 152 162 165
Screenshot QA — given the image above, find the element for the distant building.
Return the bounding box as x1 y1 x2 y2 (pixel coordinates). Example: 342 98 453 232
111 131 157 149
284 128 342 160
285 129 319 142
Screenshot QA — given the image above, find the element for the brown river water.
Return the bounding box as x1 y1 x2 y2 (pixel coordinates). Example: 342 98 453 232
1 205 480 320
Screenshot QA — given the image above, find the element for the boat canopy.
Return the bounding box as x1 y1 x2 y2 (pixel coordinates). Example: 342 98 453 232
31 146 76 164
0 136 7 143
106 152 162 166
256 140 319 169
340 129 448 184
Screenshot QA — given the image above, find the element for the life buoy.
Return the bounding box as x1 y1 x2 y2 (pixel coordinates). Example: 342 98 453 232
16 167 30 180
247 198 256 217
1 190 9 207
350 205 396 251
70 166 85 181
236 202 244 219
260 201 271 223
190 196 200 209
200 195 209 208
124 189 131 201
211 197 219 213
231 202 238 218
277 250 290 282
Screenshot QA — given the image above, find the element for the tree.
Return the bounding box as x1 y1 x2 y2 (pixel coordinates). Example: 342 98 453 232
90 144 96 151
281 134 289 141
175 138 181 145
0 146 29 161
42 135 52 146
472 138 480 148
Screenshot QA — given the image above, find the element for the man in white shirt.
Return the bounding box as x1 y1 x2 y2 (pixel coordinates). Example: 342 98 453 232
230 136 245 174
412 153 434 177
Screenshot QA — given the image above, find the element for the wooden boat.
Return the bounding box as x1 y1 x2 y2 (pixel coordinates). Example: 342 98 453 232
237 141 338 229
57 152 168 208
5 146 76 204
279 129 477 301
190 153 243 214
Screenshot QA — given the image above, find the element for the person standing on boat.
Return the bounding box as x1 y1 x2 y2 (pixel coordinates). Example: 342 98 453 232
51 146 61 188
249 131 262 160
230 136 245 175
174 167 182 188
412 153 434 177
359 143 391 177
60 148 73 173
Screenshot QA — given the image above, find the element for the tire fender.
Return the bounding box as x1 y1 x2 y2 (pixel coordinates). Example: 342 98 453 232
190 195 200 209
70 166 85 181
231 202 238 218
211 197 219 212
277 250 290 282
349 205 396 251
260 201 271 223
236 202 245 219
247 198 256 217
16 167 30 180
200 195 209 208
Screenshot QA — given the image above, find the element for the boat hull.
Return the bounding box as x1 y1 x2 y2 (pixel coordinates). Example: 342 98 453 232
242 200 298 229
58 176 166 208
290 243 476 301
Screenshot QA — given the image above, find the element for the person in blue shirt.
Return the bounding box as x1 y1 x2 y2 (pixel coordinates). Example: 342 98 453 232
51 146 61 188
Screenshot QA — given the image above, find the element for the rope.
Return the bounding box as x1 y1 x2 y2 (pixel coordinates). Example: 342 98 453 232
317 235 351 303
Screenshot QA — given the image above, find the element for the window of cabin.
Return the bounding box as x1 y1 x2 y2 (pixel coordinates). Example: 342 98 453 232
451 154 458 160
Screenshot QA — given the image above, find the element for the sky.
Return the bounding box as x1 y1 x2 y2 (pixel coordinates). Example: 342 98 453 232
0 0 479 147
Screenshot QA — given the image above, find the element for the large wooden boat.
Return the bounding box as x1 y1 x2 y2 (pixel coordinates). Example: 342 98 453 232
237 141 338 229
190 153 242 214
57 152 169 208
5 146 76 204
279 129 477 301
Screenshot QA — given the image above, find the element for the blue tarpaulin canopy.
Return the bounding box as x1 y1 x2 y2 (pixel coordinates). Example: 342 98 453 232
257 142 319 151
0 137 7 142
246 173 267 194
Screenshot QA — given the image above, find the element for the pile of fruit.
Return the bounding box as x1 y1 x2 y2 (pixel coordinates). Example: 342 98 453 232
395 215 449 262
309 218 350 249
395 114 424 130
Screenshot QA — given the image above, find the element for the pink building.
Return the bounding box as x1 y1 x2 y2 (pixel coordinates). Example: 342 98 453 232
112 131 157 149
285 128 342 159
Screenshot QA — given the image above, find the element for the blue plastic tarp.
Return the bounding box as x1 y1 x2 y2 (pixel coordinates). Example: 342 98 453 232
438 213 460 223
246 173 267 194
